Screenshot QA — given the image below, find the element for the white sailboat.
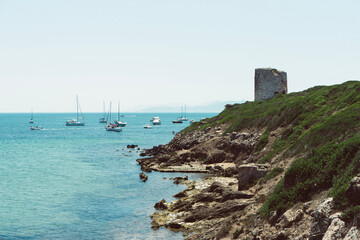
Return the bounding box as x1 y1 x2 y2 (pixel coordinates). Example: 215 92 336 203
29 108 34 123
114 101 127 127
66 95 85 126
105 102 122 132
179 105 188 121
99 101 107 123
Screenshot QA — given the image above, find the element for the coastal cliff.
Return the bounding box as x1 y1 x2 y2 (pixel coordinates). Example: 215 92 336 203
137 81 360 239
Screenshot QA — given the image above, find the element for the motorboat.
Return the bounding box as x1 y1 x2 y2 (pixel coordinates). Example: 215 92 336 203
66 95 85 126
144 124 153 129
151 117 161 125
30 126 43 130
190 119 196 123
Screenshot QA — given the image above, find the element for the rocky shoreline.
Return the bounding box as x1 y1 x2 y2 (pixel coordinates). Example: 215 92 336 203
136 122 360 239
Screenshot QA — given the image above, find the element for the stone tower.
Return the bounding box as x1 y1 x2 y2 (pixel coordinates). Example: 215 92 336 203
254 68 287 101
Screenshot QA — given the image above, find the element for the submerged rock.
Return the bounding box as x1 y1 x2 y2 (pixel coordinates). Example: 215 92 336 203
139 173 148 182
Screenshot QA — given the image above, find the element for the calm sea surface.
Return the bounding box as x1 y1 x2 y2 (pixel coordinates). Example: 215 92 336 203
0 113 215 240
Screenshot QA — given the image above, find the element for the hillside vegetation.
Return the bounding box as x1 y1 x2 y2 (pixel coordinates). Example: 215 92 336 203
186 81 360 217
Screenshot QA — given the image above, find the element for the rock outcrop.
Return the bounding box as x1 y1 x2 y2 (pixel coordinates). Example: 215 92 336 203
346 175 360 205
309 198 334 240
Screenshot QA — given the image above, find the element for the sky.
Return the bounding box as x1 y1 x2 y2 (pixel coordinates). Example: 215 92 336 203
0 0 359 113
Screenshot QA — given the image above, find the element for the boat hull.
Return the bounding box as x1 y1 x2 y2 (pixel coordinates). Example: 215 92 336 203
66 122 85 126
106 127 122 132
172 121 183 123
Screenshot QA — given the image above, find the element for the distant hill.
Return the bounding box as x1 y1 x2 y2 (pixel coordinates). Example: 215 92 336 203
129 100 246 113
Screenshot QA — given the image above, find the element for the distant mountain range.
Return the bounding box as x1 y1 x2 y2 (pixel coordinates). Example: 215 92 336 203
129 100 246 113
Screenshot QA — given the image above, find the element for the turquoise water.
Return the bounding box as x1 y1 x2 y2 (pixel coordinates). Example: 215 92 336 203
0 113 215 240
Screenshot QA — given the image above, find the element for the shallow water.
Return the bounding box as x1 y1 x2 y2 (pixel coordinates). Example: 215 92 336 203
0 113 215 239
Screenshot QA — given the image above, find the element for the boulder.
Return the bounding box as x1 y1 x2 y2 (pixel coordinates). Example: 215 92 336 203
127 144 138 148
279 208 304 228
214 165 224 172
223 167 238 177
346 175 360 205
204 152 227 164
208 182 225 194
322 213 346 240
139 173 148 182
172 176 188 184
344 226 359 240
269 210 278 225
190 149 208 160
309 198 333 240
154 199 168 210
173 191 187 198
238 164 269 190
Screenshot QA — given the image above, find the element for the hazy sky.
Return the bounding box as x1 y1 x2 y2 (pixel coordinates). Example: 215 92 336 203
1 0 359 112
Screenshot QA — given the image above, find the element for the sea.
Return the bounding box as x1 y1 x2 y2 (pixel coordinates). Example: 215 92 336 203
0 113 216 240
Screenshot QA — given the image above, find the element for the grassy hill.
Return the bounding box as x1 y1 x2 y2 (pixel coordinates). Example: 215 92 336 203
185 80 360 217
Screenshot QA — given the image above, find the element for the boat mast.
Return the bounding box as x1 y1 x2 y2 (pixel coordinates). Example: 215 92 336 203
103 101 106 118
118 101 120 121
76 95 79 121
109 101 112 123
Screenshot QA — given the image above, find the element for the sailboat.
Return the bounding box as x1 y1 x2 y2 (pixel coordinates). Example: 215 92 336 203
179 105 188 121
172 105 188 123
29 108 34 123
105 102 122 132
99 101 107 123
66 95 85 126
114 101 127 127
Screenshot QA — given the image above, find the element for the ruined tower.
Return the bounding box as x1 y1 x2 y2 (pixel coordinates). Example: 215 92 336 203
254 68 287 101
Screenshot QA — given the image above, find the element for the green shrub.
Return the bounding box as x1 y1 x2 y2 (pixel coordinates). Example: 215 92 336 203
341 205 360 223
254 128 269 152
264 168 284 181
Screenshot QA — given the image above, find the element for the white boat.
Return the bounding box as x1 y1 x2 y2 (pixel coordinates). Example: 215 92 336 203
66 95 85 126
105 102 122 132
179 105 188 121
99 101 107 123
106 123 122 132
30 126 43 130
114 101 127 127
144 124 153 129
173 105 188 123
29 108 34 123
172 119 183 124
190 119 196 123
151 116 161 125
